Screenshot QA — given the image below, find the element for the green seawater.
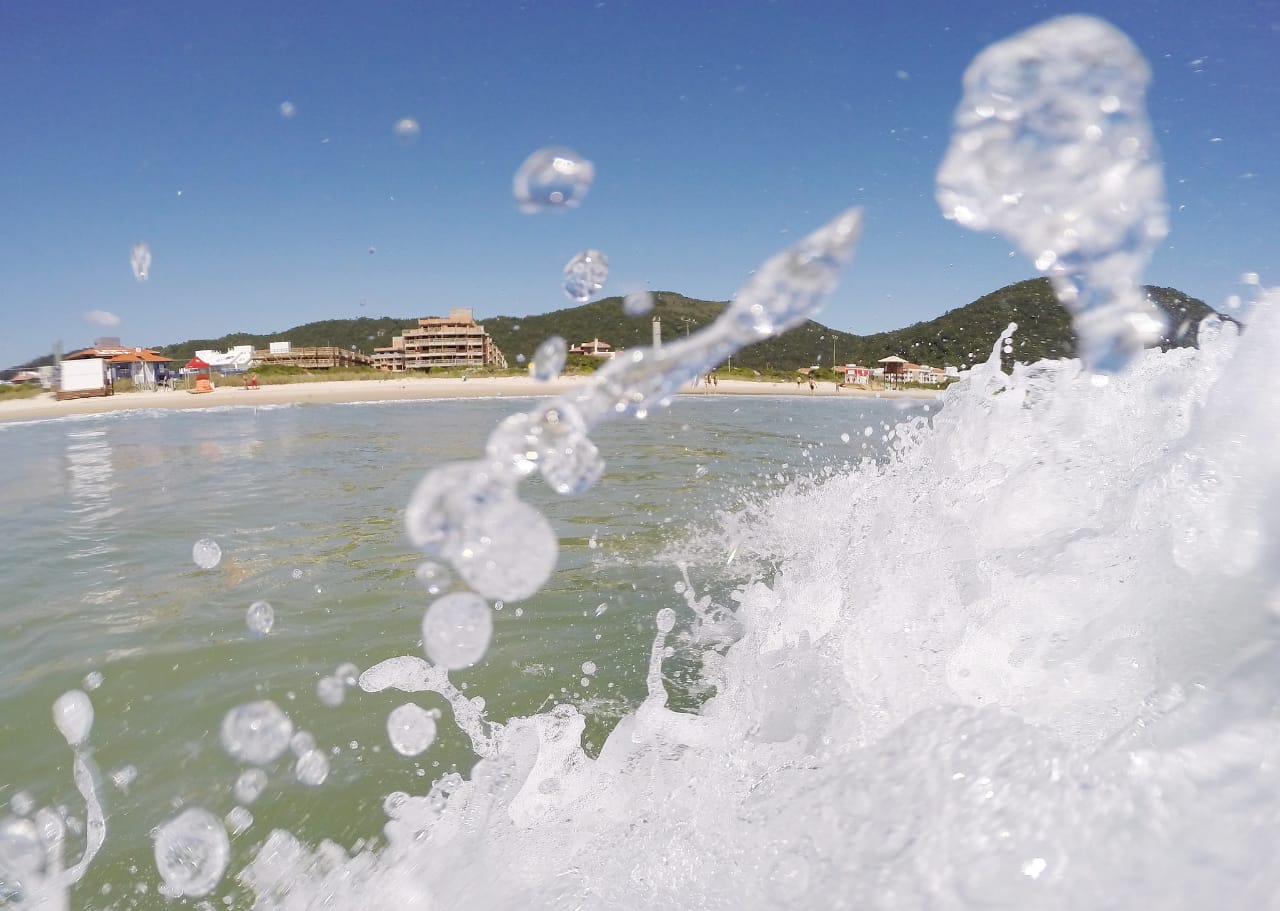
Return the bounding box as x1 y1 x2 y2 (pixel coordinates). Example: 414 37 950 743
0 393 926 907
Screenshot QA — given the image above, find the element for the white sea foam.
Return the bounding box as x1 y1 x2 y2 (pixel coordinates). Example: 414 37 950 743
243 289 1280 910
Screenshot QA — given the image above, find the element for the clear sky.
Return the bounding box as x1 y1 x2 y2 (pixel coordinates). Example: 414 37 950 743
1 0 1276 368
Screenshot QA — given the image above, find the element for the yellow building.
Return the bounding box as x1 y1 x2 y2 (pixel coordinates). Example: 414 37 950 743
373 308 507 371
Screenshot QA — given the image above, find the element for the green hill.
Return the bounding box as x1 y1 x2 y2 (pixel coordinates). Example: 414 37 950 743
9 279 1224 378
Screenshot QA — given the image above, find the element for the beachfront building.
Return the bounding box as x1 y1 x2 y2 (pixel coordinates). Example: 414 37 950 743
373 308 507 371
839 364 871 385
877 355 949 386
63 345 173 385
251 346 373 369
569 338 615 359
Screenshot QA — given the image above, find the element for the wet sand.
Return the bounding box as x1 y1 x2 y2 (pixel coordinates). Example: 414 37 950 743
0 375 941 425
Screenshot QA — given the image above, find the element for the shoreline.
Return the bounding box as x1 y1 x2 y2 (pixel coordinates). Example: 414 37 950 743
0 375 942 425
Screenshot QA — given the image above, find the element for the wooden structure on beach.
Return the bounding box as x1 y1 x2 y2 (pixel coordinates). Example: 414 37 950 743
373 308 507 371
251 346 373 369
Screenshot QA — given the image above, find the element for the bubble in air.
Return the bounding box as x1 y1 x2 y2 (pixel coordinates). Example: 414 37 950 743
130 242 151 281
233 768 268 805
220 701 293 765
192 538 222 570
316 676 345 707
532 336 567 381
936 15 1167 372
293 749 329 787
563 250 609 302
279 101 296 119
624 290 655 316
246 601 274 636
153 808 229 898
393 118 420 143
513 146 594 213
422 592 494 670
386 703 438 757
52 690 93 747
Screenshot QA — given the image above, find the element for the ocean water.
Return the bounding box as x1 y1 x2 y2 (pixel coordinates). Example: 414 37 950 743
0 393 924 907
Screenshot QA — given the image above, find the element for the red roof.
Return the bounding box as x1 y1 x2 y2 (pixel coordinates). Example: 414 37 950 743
185 356 210 369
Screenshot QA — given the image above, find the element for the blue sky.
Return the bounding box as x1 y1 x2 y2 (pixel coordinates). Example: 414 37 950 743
1 0 1276 367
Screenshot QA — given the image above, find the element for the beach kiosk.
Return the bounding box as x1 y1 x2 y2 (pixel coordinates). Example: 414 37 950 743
185 356 214 393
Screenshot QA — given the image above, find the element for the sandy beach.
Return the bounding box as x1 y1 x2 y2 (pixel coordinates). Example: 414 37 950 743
0 375 941 425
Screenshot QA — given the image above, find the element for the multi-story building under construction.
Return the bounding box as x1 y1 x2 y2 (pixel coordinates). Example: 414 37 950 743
372 308 507 371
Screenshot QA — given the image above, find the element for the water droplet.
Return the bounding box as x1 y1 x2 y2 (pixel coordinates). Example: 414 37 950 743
335 663 360 687
219 701 293 765
393 118 420 143
0 816 44 877
293 749 329 787
9 792 35 816
563 250 609 302
532 336 567 381
840 432 851 443
153 808 229 898
52 690 93 747
452 497 559 600
316 676 345 707
279 101 296 119
224 806 253 836
655 608 677 633
245 601 274 636
581 661 597 675
233 768 268 805
415 561 450 595
192 538 221 570
513 146 594 213
422 593 494 670
386 703 438 757
110 765 138 792
289 731 316 757
130 242 151 281
291 568 304 580
624 290 654 316
82 670 104 691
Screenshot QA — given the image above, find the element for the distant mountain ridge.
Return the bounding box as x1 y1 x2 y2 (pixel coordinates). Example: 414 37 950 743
6 280 1224 376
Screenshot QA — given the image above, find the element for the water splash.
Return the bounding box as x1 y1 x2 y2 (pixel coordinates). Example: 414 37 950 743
532 335 567 381
937 15 1168 373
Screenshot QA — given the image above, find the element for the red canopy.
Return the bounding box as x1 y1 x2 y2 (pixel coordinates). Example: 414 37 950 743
185 356 210 370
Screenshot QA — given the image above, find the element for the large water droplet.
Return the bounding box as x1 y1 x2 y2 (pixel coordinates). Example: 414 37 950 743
452 497 559 601
130 242 151 281
245 601 274 636
936 15 1167 372
386 703 438 757
422 593 494 670
224 806 253 836
563 250 609 302
278 101 296 119
513 146 594 213
192 538 222 570
153 808 229 898
316 676 345 707
219 701 293 765
532 336 567 381
52 690 93 747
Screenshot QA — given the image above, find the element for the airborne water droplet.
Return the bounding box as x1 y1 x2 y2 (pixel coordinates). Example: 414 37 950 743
233 768 268 805
422 592 494 670
245 601 274 636
532 336 567 381
624 290 655 316
153 808 229 898
562 250 609 303
386 703 438 757
219 701 293 765
513 146 594 213
52 690 94 747
130 243 151 281
192 538 221 570
393 118 420 143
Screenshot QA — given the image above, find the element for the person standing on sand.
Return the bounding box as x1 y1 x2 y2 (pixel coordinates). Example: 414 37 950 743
808 378 816 394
